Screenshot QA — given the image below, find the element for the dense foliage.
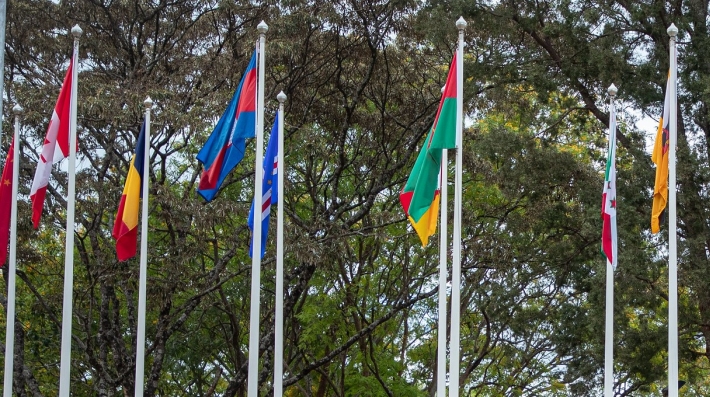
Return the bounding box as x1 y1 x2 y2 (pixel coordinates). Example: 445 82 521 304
1 0 710 395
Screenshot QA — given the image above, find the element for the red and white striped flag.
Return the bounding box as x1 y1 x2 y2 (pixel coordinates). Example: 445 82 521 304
30 57 74 229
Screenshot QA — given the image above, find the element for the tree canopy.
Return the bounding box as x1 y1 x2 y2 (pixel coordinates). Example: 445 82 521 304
1 0 710 396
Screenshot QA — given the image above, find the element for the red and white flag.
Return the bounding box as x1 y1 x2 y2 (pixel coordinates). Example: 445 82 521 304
601 98 617 269
30 57 74 229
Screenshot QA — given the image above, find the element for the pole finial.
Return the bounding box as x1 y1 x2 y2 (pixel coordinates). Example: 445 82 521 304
456 17 467 30
607 84 618 96
71 25 83 38
257 20 269 34
277 91 287 103
668 23 678 37
144 96 153 109
12 104 22 115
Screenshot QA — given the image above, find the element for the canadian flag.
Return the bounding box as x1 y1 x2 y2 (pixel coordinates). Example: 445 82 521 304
30 56 74 229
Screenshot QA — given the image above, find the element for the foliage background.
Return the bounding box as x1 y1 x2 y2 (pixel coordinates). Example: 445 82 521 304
1 0 709 395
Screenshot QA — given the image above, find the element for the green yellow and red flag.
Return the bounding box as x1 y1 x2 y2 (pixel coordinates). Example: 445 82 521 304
400 54 458 246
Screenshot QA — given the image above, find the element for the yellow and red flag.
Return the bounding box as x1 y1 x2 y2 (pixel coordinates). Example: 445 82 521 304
112 123 147 261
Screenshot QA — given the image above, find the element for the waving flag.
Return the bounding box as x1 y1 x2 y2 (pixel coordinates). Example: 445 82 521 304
0 138 15 265
248 115 279 258
400 53 458 246
30 58 74 228
602 104 617 269
197 51 257 201
651 78 670 234
112 123 147 261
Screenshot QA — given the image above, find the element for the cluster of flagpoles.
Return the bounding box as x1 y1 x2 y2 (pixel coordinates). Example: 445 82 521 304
0 15 688 397
0 20 292 396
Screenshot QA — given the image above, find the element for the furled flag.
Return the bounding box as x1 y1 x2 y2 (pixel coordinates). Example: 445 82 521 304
248 115 279 258
400 53 458 246
112 123 147 261
0 139 15 266
602 105 617 269
197 51 257 201
30 57 74 229
651 78 670 234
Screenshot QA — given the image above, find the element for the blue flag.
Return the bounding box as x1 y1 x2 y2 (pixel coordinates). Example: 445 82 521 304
248 114 279 258
196 51 257 201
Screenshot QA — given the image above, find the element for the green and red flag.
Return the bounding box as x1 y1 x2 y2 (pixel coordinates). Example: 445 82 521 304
601 103 617 268
400 53 458 246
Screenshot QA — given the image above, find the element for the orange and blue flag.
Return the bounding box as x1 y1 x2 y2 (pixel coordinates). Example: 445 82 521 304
113 123 147 261
197 51 257 201
248 115 279 258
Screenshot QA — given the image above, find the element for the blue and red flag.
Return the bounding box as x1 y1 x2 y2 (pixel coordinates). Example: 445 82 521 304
113 122 147 261
248 115 279 258
197 51 257 201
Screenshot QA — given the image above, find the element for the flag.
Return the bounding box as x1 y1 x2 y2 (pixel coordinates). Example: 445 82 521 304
602 106 617 269
196 51 257 201
0 139 15 266
112 123 147 261
400 53 458 246
248 115 279 258
30 58 74 228
651 78 670 234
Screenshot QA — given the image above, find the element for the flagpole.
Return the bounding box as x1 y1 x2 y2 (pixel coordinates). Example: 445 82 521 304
449 17 466 396
2 104 21 397
435 83 448 397
667 23 679 397
58 25 82 397
436 146 448 397
274 91 286 397
134 97 152 397
248 20 268 397
0 0 7 147
604 83 617 397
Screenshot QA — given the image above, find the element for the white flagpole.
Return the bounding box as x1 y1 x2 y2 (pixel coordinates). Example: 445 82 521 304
449 17 466 396
436 147 447 397
667 23 679 397
134 96 152 397
58 25 82 397
2 104 21 397
604 83 617 397
274 91 286 397
248 20 268 397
